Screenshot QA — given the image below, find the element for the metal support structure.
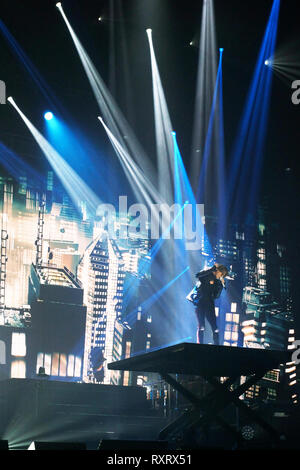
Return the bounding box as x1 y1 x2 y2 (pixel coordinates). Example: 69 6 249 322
108 342 290 448
158 371 284 446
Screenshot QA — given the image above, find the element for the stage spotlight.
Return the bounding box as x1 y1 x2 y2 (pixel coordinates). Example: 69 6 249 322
219 47 224 53
44 111 53 121
56 2 62 8
7 96 14 104
98 17 103 22
190 41 194 46
265 59 271 66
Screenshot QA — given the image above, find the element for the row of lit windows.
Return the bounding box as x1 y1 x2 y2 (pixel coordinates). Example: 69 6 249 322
236 232 245 240
224 331 239 341
11 360 26 378
36 352 82 377
245 384 277 400
245 384 260 398
226 313 239 323
91 256 108 263
264 370 280 382
257 248 266 260
11 332 26 357
225 324 239 332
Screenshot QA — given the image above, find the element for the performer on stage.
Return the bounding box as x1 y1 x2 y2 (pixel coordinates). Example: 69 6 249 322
187 263 228 345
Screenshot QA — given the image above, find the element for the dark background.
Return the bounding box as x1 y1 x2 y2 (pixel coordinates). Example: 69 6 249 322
0 0 299 208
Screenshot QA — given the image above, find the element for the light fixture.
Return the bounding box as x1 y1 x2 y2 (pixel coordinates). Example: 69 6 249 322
44 111 53 121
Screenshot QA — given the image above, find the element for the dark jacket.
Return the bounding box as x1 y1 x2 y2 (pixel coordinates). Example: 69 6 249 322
192 266 224 304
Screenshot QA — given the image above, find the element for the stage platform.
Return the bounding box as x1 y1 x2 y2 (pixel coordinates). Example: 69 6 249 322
108 342 290 376
0 378 167 449
108 342 291 447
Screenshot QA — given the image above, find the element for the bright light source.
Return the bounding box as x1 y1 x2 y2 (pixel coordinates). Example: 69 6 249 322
9 97 102 215
264 59 271 66
219 47 224 52
98 17 103 22
44 111 53 121
56 2 62 8
190 41 193 46
146 28 152 34
7 96 14 104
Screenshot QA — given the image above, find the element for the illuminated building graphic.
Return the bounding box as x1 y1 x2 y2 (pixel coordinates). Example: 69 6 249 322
242 287 290 349
0 176 93 309
0 311 31 380
28 264 86 381
223 302 240 347
0 169 297 410
241 286 295 404
1 174 153 388
77 211 151 386
77 234 126 384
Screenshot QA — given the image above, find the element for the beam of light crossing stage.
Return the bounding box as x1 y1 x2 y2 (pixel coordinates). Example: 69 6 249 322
98 117 163 209
265 37 300 80
146 28 174 204
0 142 45 188
173 131 216 343
57 2 195 308
132 202 189 290
122 200 188 312
124 265 190 326
99 116 188 293
122 200 189 309
0 19 61 113
7 97 102 217
99 116 191 272
264 46 300 86
190 0 217 192
173 131 214 276
173 130 218 343
271 64 300 86
173 133 195 325
99 115 190 316
216 48 226 240
56 3 157 189
45 114 114 199
197 49 223 205
150 202 188 260
227 0 281 224
100 115 209 326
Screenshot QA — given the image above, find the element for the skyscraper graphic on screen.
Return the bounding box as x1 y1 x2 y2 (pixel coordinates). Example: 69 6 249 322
77 233 125 385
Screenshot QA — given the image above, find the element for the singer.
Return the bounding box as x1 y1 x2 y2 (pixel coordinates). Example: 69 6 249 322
187 263 228 345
